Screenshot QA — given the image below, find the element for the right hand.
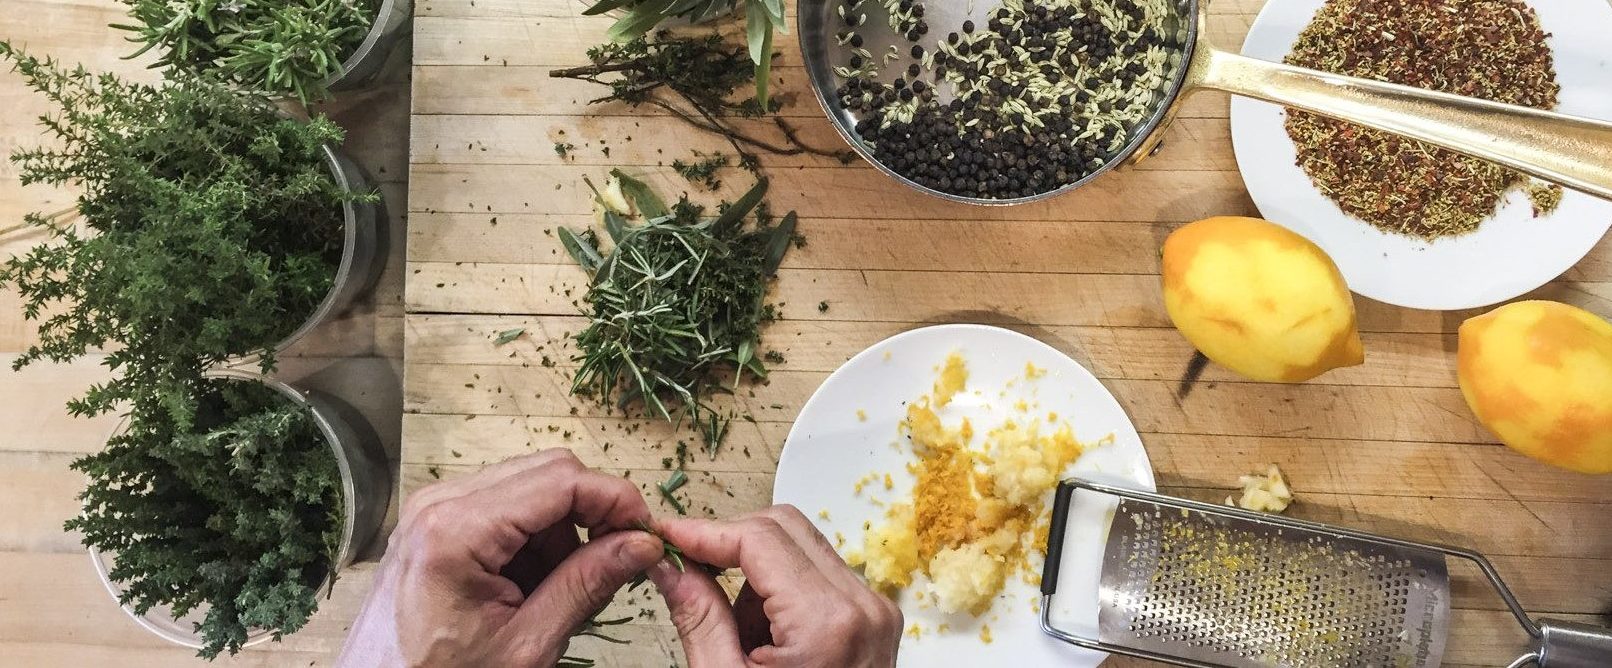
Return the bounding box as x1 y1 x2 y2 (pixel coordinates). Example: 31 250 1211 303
647 505 902 667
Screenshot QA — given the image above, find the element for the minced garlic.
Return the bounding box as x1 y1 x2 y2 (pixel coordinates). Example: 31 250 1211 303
848 353 1104 624
1226 464 1293 513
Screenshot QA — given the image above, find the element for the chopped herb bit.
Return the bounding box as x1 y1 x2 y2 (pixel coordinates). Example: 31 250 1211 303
672 152 731 191
1528 182 1564 218
658 469 689 515
494 328 526 346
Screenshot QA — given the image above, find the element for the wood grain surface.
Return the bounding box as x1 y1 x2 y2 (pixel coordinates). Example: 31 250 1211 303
401 0 1612 665
2 0 1610 665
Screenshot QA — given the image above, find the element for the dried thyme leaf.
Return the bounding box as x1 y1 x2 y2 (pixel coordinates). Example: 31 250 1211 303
1284 0 1559 239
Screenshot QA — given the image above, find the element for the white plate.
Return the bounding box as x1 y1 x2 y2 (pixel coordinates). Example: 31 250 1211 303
772 324 1155 668
1229 0 1612 311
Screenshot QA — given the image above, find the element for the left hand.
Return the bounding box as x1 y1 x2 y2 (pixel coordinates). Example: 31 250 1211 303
337 450 665 667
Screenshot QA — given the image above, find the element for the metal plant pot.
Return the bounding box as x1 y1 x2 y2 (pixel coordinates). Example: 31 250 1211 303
325 0 414 92
229 144 386 367
87 368 391 651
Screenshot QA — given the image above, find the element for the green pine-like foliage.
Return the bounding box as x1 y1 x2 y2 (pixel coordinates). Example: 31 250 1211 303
67 377 344 659
0 43 368 421
115 0 378 103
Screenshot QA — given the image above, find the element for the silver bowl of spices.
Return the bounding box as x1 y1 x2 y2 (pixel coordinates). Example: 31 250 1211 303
800 0 1612 206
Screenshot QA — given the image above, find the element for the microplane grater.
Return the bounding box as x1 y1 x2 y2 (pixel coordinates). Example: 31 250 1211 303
1039 478 1612 668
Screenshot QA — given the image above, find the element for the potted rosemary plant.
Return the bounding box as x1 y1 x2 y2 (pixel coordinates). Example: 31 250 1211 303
75 368 389 658
115 0 414 103
583 0 785 106
0 44 383 420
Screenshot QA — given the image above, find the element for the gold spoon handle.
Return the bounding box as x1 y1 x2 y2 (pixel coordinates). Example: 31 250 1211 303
1191 45 1612 201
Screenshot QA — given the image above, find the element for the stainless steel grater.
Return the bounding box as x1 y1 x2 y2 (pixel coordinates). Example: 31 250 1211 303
1039 478 1612 668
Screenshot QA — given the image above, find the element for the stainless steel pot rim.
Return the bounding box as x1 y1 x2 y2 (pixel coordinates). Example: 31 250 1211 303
225 143 369 368
324 0 410 90
85 368 361 650
799 0 1202 206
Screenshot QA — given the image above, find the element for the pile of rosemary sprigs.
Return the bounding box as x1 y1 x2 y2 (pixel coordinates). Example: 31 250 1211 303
557 171 796 458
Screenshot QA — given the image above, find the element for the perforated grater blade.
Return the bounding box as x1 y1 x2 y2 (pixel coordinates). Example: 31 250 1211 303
1039 478 1612 668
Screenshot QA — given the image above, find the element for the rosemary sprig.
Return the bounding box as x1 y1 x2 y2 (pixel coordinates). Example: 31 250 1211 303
633 520 688 572
558 614 636 667
657 469 690 515
557 174 796 454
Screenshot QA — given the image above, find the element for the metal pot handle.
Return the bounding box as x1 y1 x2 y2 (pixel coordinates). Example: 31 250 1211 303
1185 44 1612 201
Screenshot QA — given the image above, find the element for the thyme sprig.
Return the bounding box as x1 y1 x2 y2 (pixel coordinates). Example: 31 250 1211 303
557 173 795 455
550 33 853 169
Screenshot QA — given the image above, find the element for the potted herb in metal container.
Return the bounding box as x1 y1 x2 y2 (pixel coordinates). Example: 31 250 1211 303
0 44 383 419
75 367 390 658
115 0 414 102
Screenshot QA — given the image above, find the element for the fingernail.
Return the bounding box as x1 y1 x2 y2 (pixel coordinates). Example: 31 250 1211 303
617 534 664 571
645 559 681 592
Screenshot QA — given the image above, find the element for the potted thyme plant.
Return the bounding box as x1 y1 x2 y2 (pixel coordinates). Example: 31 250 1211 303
0 44 381 420
115 0 414 103
74 369 389 659
583 0 785 107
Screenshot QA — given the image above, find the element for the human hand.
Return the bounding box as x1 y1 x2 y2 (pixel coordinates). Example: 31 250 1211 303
648 505 902 667
337 450 665 667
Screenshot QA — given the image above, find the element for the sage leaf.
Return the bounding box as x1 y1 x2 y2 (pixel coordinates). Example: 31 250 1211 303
606 0 676 43
753 24 773 108
712 177 769 234
603 210 629 243
762 211 796 275
582 0 635 15
609 168 669 218
494 328 525 346
557 227 604 274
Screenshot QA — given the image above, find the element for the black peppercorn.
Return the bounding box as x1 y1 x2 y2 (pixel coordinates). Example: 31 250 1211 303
917 21 928 35
947 32 960 45
908 63 920 77
962 19 975 33
913 4 924 17
911 44 924 58
899 88 914 101
850 55 864 68
912 80 928 94
893 77 906 89
905 30 919 41
850 33 864 47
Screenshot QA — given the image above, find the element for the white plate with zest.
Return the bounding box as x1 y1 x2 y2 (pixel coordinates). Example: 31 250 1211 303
773 324 1155 667
1230 0 1612 311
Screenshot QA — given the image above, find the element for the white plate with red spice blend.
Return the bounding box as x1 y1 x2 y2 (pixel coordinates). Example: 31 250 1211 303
773 324 1155 668
1230 0 1612 311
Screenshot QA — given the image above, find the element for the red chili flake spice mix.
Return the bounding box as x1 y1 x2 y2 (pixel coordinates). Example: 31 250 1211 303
1284 0 1562 240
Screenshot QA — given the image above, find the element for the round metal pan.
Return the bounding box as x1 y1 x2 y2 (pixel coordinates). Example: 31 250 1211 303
800 0 1612 206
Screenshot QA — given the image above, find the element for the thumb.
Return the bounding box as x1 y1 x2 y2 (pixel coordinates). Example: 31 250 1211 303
649 560 749 667
508 530 664 663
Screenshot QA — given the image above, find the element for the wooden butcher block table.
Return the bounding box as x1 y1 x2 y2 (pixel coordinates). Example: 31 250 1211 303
404 0 1612 665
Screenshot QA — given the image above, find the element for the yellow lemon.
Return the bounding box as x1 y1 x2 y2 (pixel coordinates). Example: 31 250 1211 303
1162 216 1364 383
1458 301 1612 474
